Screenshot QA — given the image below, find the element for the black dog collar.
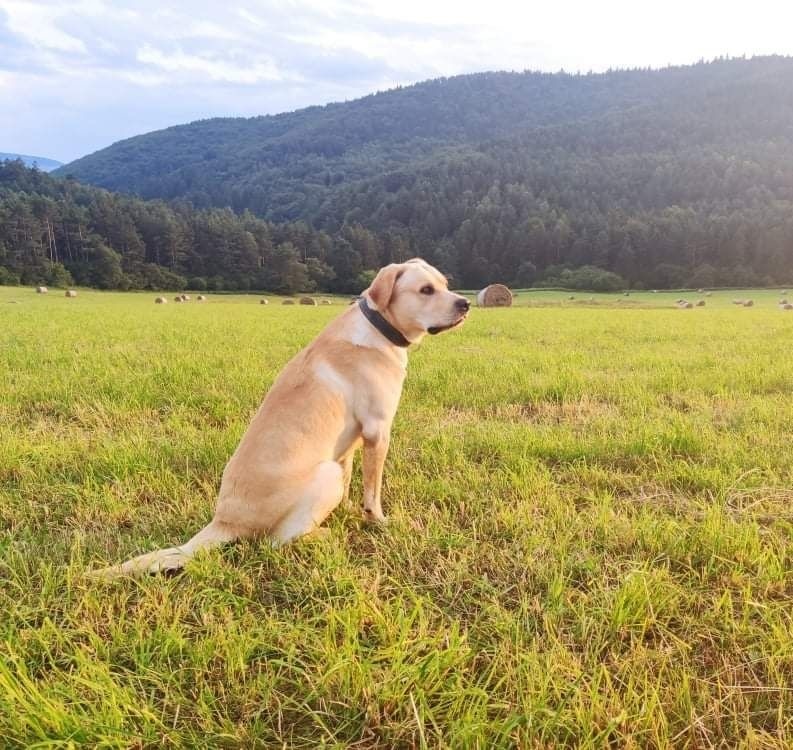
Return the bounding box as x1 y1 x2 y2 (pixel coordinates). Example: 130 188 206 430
357 297 411 347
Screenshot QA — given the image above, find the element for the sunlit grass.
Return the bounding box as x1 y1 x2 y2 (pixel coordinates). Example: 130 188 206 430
2 285 792 747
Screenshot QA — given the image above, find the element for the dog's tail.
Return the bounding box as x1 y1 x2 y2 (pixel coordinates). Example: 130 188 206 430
86 520 240 579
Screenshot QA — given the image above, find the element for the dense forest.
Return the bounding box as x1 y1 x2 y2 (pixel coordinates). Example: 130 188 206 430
5 57 793 290
0 160 412 293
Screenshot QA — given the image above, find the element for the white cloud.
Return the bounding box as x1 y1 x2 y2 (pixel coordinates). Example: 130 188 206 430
2 0 87 52
136 43 288 84
237 8 265 28
119 69 166 87
2 0 793 161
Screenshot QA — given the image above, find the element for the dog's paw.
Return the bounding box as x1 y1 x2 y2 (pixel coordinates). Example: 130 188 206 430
362 507 389 526
302 526 331 542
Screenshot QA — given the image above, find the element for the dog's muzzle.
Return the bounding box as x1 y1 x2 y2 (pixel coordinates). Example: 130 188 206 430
428 298 470 335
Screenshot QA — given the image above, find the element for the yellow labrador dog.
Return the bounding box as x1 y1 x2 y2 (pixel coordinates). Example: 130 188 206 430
91 258 469 577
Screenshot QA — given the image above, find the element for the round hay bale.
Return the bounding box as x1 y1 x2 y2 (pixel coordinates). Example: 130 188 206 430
282 299 295 305
299 297 317 306
743 299 754 307
320 298 332 305
696 299 706 307
65 289 77 298
174 296 183 303
732 299 744 305
676 301 693 309
181 294 190 301
651 289 658 293
623 291 630 297
705 292 712 297
476 284 512 307
36 286 48 294
782 303 793 310
196 294 206 301
780 298 788 305
260 299 269 305
155 297 167 304
697 288 705 293
568 295 575 300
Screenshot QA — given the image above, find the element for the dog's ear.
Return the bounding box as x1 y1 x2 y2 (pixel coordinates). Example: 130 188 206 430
367 264 404 310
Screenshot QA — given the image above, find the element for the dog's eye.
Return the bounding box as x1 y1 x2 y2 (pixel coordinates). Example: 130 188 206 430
420 285 434 295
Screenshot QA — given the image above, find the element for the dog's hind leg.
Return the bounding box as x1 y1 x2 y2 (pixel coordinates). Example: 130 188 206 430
270 461 345 546
340 451 355 508
87 519 244 579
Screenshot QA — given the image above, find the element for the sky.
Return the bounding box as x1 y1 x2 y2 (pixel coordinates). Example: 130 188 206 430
2 0 793 164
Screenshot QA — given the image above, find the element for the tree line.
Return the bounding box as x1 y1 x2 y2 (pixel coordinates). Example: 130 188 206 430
0 160 416 293
4 150 792 293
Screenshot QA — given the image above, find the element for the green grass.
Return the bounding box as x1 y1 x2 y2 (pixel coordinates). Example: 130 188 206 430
2 285 793 748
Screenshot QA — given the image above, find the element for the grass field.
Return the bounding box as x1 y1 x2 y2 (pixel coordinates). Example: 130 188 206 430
2 285 792 748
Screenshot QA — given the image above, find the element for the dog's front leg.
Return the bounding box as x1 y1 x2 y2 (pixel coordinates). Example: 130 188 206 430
362 421 390 524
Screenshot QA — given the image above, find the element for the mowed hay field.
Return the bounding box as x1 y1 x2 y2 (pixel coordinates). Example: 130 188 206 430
1 286 793 749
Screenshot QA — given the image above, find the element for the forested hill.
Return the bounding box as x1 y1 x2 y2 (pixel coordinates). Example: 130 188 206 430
54 57 793 288
59 56 793 216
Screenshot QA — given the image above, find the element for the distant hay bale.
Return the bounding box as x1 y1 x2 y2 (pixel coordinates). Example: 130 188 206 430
743 299 754 307
299 297 317 305
181 294 190 301
282 299 295 305
65 290 77 298
196 294 206 301
705 292 712 297
155 297 167 304
568 295 575 300
623 291 630 296
697 288 705 293
174 296 183 303
732 299 744 305
320 298 332 305
477 284 512 307
676 301 693 309
780 298 788 305
696 299 706 307
782 303 793 310
651 289 658 293
260 299 269 305
36 286 48 294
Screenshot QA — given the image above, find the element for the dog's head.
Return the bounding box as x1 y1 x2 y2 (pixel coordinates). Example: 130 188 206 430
366 258 469 341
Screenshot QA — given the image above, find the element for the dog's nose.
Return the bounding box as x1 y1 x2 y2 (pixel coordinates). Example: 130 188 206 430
455 297 470 312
